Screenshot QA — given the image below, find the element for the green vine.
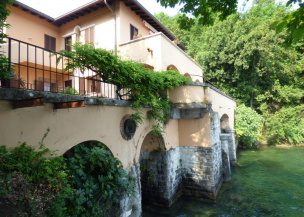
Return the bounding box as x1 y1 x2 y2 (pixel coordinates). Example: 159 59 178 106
58 43 189 134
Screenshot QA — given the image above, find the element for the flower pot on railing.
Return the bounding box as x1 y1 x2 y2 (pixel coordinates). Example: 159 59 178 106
133 34 142 39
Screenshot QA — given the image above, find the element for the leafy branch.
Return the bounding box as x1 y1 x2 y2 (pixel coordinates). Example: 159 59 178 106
58 42 189 134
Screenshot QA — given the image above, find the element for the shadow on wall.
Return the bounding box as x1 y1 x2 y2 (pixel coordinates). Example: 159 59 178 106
220 114 230 133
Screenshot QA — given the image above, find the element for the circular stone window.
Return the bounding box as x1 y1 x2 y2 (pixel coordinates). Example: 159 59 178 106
120 115 136 140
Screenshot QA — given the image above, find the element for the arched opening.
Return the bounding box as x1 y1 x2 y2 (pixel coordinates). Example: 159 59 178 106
140 132 167 207
184 73 192 81
220 114 230 133
63 141 132 216
167 64 179 72
142 63 154 71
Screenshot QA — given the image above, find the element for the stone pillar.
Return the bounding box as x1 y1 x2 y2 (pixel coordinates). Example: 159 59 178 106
225 129 237 166
220 134 231 182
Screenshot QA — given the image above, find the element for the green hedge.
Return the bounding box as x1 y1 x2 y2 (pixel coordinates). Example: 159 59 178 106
235 104 263 147
265 105 304 145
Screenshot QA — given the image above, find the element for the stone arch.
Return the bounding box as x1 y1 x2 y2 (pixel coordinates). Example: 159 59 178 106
63 140 114 158
142 63 154 71
167 64 179 72
220 114 230 133
184 73 192 81
140 132 167 207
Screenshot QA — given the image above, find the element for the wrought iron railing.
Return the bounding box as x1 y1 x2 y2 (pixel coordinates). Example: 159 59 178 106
0 37 129 99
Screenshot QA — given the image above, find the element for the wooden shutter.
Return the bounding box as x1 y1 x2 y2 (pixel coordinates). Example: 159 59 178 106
85 28 90 43
36 80 44 91
44 34 56 51
90 26 95 44
79 77 85 95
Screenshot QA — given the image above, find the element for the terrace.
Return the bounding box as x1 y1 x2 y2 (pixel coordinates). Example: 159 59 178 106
0 37 119 99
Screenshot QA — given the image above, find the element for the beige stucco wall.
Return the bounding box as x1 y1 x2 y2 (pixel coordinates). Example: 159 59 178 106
6 6 61 51
160 35 203 81
119 33 203 81
206 88 237 129
0 100 181 168
119 34 163 70
59 6 115 51
118 1 150 44
178 113 211 147
168 85 205 103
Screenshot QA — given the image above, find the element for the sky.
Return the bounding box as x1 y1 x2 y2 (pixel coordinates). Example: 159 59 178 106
17 0 297 19
18 0 183 18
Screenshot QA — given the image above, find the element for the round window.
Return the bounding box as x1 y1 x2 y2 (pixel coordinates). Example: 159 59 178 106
120 115 136 140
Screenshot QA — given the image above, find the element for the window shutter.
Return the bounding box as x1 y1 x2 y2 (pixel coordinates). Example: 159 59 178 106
44 34 56 51
90 26 95 44
79 77 85 95
85 28 90 43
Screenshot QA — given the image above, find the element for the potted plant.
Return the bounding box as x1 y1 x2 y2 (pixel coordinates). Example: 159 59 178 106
133 31 142 39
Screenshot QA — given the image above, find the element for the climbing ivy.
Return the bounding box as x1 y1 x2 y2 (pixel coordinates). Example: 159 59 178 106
58 42 189 134
63 142 135 217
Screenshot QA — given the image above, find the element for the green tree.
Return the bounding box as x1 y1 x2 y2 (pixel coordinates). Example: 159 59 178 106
235 104 263 147
196 2 303 109
156 0 304 44
58 42 189 135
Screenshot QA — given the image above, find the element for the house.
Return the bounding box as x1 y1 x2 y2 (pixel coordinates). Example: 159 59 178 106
0 0 237 216
2 0 203 97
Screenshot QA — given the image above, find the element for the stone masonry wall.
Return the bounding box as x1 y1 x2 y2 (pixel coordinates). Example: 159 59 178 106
112 164 142 217
210 111 223 194
139 147 183 207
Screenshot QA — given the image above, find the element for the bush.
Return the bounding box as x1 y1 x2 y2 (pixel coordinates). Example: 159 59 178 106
235 104 263 147
265 105 304 145
0 142 134 216
0 143 73 216
64 142 135 217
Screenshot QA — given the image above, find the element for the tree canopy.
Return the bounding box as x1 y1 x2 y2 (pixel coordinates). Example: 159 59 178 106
156 0 304 44
155 1 304 145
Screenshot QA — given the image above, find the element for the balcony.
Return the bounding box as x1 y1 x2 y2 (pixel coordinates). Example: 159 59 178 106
0 37 121 99
119 33 203 82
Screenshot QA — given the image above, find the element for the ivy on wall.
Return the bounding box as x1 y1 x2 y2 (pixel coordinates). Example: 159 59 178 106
58 43 189 134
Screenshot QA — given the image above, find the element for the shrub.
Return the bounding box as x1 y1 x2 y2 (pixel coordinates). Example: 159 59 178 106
265 105 304 145
0 143 73 216
235 104 263 147
64 142 135 217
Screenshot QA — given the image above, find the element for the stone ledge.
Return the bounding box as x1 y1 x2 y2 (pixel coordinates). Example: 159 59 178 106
171 102 207 109
0 88 132 107
170 108 209 119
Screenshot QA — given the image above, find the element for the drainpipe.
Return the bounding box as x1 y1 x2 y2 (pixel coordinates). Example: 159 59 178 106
105 0 117 55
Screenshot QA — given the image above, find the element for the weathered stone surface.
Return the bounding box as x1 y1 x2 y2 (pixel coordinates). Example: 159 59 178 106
170 108 209 119
220 134 231 182
112 164 142 217
225 129 237 165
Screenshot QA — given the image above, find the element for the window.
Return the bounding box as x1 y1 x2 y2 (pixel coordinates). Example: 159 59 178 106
65 80 72 88
80 26 95 44
65 36 72 51
44 34 56 51
130 24 138 40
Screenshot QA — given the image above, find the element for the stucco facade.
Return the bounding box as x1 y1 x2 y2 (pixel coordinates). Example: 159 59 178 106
1 1 237 216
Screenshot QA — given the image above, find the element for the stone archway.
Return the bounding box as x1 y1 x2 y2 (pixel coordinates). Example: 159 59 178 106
220 114 230 133
139 132 168 207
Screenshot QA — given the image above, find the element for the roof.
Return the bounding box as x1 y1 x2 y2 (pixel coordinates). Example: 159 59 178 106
12 0 187 50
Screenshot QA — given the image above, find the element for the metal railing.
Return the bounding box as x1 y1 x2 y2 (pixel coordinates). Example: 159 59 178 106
0 37 129 99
